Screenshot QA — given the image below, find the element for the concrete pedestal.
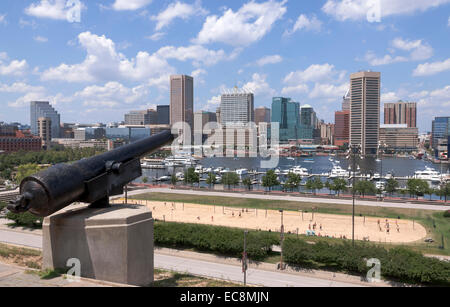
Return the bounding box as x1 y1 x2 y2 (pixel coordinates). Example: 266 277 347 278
43 203 154 286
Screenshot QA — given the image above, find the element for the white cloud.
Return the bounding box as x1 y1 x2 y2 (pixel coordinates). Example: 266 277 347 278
283 63 338 84
41 31 174 85
242 73 275 97
0 54 28 76
381 92 401 103
194 0 287 47
34 36 48 43
364 37 433 66
25 0 85 21
191 68 207 84
309 83 348 99
413 58 450 76
112 0 152 11
322 0 450 22
151 0 207 31
281 84 309 95
0 14 6 25
156 45 230 67
256 55 283 66
205 95 221 111
448 16 450 26
284 14 322 36
75 82 149 106
146 32 165 41
0 82 45 93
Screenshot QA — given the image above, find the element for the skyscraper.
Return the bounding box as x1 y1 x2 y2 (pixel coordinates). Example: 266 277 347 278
157 105 170 125
384 101 417 128
350 71 381 155
431 117 450 153
124 109 157 125
271 97 301 142
30 101 60 139
334 110 350 147
255 107 271 125
170 75 194 130
220 88 254 126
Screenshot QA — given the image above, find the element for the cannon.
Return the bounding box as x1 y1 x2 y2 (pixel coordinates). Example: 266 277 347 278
8 130 174 217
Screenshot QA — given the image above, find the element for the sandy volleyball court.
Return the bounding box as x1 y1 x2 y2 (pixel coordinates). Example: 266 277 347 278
115 199 427 244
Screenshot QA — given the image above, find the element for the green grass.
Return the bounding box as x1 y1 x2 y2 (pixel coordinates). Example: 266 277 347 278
0 243 41 258
133 192 450 256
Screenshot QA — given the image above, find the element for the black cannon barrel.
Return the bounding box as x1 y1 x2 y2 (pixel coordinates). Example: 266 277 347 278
8 130 174 217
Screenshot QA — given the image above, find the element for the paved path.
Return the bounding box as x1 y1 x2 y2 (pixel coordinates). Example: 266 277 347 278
0 228 368 287
154 253 364 287
127 188 449 211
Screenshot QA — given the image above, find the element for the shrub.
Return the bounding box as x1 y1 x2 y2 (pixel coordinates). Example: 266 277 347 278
154 222 279 261
5 211 43 228
444 210 450 218
283 237 450 286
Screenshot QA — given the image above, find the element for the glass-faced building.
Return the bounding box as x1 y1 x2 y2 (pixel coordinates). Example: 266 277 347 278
105 127 151 143
271 97 302 142
432 117 450 152
30 101 60 138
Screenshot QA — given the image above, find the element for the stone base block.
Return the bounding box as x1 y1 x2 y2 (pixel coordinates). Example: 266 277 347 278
43 204 154 286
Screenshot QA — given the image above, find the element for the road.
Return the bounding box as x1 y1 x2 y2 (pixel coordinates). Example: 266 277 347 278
0 227 365 287
126 187 450 211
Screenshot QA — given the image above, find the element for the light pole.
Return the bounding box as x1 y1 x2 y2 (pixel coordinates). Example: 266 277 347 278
279 209 284 270
243 230 248 286
351 144 360 247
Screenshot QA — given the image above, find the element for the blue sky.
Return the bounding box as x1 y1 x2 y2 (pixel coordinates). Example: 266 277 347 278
0 0 450 132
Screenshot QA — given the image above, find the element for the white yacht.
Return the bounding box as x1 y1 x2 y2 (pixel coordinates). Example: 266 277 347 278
194 165 203 174
214 167 224 173
236 169 249 177
414 167 442 183
329 166 350 178
164 156 199 167
289 166 309 177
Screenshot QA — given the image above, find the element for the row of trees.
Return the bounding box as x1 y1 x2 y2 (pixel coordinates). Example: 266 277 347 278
176 168 450 201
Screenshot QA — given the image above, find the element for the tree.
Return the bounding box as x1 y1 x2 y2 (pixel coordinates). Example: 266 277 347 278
171 174 178 187
385 178 399 196
354 180 377 198
262 170 279 192
15 164 43 184
331 178 347 197
184 168 200 187
142 177 149 184
437 182 450 202
242 177 253 191
221 172 240 190
407 179 429 199
306 177 324 195
284 173 300 192
206 173 217 190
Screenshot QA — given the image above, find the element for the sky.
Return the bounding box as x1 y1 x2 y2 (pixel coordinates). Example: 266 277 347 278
0 0 450 133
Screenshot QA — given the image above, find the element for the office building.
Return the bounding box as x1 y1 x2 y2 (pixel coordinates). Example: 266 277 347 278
342 89 351 111
350 71 381 155
30 101 60 139
431 116 450 157
0 130 41 153
255 107 271 125
170 75 194 130
157 105 170 125
320 122 335 145
124 109 157 126
38 117 52 149
271 97 301 143
384 102 417 128
220 88 254 126
379 124 419 152
334 110 350 147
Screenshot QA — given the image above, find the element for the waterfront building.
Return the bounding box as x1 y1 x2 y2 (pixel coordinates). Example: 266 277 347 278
379 124 419 152
384 101 417 128
170 75 194 130
220 88 254 126
30 101 61 139
432 116 450 158
350 71 381 155
0 129 41 153
334 110 350 147
74 127 106 141
271 97 301 143
320 122 335 145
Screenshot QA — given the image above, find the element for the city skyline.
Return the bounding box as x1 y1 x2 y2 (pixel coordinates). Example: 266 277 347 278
1 1 450 132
